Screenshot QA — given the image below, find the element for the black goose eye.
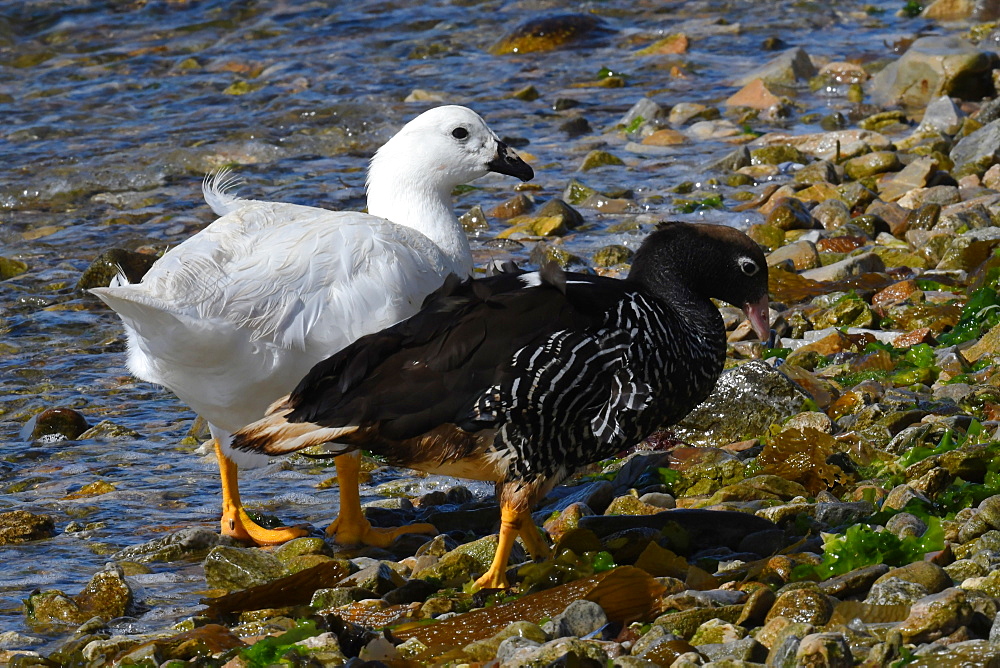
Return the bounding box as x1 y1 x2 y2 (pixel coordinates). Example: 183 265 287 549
739 258 759 276
452 126 469 140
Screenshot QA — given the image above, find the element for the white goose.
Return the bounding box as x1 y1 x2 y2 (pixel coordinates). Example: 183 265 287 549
91 105 533 546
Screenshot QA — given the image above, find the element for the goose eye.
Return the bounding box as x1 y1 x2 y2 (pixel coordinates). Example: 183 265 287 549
739 258 759 276
452 127 469 140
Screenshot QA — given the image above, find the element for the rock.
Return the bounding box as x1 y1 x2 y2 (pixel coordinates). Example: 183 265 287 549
766 587 834 626
753 129 892 161
669 102 718 126
819 564 891 599
726 78 782 109
766 198 817 231
467 621 547 663
918 95 966 135
735 47 817 86
0 256 28 280
800 252 885 282
951 118 1000 177
795 632 853 668
0 510 55 545
670 361 811 448
27 408 90 441
897 587 974 642
112 527 222 563
489 193 533 219
339 561 405 595
579 509 776 552
593 244 633 267
868 35 996 107
690 618 746 645
489 14 606 55
844 151 902 180
876 561 952 594
74 564 134 621
78 248 158 290
500 636 608 666
923 0 1000 20
545 599 608 638
76 420 141 440
203 545 285 590
618 98 667 130
767 240 819 271
579 150 624 171
866 578 930 606
459 205 488 233
25 564 134 627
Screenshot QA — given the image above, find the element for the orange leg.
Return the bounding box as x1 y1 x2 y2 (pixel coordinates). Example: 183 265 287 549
518 511 551 561
473 501 524 590
325 451 436 547
216 439 309 545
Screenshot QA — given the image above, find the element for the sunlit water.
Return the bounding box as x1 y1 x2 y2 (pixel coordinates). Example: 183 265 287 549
0 0 954 649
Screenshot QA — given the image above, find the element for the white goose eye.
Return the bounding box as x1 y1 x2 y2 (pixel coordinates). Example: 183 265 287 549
452 126 469 140
739 257 759 276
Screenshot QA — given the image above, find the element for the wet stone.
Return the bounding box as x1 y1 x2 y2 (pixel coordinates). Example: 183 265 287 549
28 408 90 441
78 248 159 290
795 632 853 668
766 587 834 626
112 527 223 563
818 564 891 599
544 599 608 638
0 256 29 280
671 361 810 448
866 577 930 606
489 14 606 55
593 244 633 267
897 587 974 643
203 545 285 591
579 149 624 171
0 510 56 545
844 151 902 180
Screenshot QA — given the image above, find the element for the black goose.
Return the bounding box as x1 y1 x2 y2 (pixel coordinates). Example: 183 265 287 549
232 221 770 589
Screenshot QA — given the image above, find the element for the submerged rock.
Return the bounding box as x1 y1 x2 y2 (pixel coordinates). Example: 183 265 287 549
0 510 55 545
670 361 811 447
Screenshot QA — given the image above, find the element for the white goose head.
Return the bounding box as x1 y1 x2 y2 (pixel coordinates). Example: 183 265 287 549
365 106 533 275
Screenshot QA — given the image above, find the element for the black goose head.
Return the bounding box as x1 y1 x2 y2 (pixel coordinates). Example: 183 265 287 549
628 221 771 340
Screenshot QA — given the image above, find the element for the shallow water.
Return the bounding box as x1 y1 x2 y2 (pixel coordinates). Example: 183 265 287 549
0 0 957 648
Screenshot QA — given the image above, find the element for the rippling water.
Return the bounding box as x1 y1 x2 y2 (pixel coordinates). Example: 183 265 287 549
0 0 950 647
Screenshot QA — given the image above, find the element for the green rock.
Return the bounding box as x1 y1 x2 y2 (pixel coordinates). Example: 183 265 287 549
705 475 809 504
869 35 995 107
810 292 874 329
794 160 839 185
847 213 889 237
750 144 806 165
653 605 744 639
563 180 597 205
77 420 141 441
459 205 488 233
672 361 810 448
272 537 331 563
592 244 633 267
203 545 285 591
579 149 624 171
746 223 785 251
0 256 28 280
529 242 582 269
843 151 901 180
858 110 909 132
0 510 56 545
310 587 376 609
766 586 834 625
512 85 540 101
690 618 747 645
24 591 86 627
77 248 158 290
74 564 134 621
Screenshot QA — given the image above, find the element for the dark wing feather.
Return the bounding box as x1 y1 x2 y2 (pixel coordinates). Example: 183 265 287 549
285 270 628 441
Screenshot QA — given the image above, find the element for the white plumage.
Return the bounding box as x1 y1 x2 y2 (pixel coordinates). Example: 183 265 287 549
91 105 532 544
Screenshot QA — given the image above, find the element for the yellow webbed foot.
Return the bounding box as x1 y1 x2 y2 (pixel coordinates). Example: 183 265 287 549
325 516 437 548
222 507 311 546
216 437 309 546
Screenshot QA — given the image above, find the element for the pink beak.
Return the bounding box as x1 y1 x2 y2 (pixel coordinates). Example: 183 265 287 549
743 295 771 343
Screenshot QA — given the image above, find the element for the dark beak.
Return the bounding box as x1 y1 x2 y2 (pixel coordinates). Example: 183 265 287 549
743 294 772 343
488 141 534 182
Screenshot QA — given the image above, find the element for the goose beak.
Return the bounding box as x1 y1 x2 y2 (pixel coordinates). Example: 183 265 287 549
743 295 772 344
488 141 534 182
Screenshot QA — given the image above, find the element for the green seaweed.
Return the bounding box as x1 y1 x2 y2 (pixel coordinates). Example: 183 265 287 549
240 619 322 667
